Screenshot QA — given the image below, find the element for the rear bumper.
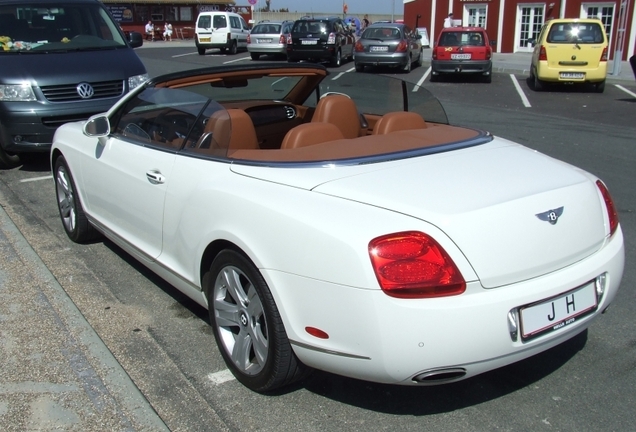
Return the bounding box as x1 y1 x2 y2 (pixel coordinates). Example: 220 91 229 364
432 59 492 74
287 46 336 62
354 52 410 67
536 61 607 83
248 44 286 55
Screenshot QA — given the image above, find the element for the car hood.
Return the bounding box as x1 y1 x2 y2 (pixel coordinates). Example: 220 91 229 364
0 49 146 86
231 138 608 288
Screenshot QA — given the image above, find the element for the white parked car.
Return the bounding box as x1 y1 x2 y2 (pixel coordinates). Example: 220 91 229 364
51 63 624 393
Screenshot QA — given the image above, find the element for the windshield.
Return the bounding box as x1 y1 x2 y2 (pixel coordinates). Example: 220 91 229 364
0 2 126 53
547 22 605 44
439 31 485 47
252 24 282 34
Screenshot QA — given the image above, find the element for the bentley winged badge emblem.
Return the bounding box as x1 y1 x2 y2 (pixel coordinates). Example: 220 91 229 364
535 207 564 225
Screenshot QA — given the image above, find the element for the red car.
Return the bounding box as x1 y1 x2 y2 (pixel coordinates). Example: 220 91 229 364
431 27 494 83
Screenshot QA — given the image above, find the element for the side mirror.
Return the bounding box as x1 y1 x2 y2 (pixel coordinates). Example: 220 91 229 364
128 31 143 48
489 39 497 47
527 38 536 47
83 115 110 137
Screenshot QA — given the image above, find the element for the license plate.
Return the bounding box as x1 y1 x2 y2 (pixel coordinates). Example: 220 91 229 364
451 53 471 60
301 40 317 45
560 72 585 79
519 282 597 340
370 46 388 52
258 38 272 43
199 37 211 43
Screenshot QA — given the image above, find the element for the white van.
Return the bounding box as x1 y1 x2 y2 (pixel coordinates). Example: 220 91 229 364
195 10 250 55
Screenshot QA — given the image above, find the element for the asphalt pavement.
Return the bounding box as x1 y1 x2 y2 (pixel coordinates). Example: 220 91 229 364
0 41 633 432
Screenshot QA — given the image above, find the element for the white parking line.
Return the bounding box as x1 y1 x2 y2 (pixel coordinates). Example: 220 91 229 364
510 74 532 108
207 369 236 385
615 84 636 98
20 175 53 183
223 56 251 64
172 52 199 58
413 67 431 91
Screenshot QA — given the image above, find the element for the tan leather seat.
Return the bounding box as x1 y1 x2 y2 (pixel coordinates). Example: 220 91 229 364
311 95 362 139
280 122 345 149
372 112 427 135
196 109 259 152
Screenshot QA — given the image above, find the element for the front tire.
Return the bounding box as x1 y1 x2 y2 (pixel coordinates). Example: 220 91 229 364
205 250 309 392
0 144 21 169
54 156 100 243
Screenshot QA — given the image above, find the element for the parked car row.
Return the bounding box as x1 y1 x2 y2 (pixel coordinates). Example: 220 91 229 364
195 13 425 72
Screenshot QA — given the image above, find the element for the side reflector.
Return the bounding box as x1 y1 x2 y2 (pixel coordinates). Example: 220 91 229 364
305 327 329 339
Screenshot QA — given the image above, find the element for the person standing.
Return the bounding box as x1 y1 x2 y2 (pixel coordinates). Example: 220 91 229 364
362 14 370 31
444 13 455 28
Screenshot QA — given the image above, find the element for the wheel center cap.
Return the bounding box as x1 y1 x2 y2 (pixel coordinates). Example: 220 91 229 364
240 312 248 327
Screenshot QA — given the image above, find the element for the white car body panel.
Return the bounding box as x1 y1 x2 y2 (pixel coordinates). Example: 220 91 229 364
49 65 624 388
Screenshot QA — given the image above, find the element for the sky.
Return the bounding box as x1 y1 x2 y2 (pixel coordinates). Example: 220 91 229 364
253 0 405 16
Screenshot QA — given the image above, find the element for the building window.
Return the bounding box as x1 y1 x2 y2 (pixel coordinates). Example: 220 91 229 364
518 5 544 50
582 3 615 47
467 6 487 28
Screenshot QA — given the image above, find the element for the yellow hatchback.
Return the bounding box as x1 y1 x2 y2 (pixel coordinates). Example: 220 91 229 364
530 18 608 92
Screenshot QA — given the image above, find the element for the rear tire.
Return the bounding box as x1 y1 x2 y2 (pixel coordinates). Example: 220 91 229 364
205 250 310 392
430 73 439 82
197 47 205 55
402 56 412 73
594 80 605 93
54 155 101 243
250 52 260 60
531 67 544 91
355 63 364 72
229 41 238 55
330 49 341 67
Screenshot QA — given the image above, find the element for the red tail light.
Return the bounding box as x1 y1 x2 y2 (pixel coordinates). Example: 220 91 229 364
596 180 619 236
286 33 292 45
432 48 438 60
354 41 364 52
396 40 408 53
369 231 466 298
486 48 492 60
600 47 608 62
247 34 251 44
539 45 547 61
279 34 286 45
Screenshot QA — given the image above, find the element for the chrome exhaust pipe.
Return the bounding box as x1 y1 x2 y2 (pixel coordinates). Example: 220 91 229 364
412 368 466 384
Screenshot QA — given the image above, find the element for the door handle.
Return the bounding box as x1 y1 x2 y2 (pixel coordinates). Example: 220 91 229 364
146 170 165 184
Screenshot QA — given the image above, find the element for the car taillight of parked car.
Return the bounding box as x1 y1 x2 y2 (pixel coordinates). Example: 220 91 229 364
286 33 292 45
596 180 619 236
600 47 608 62
327 32 336 44
279 34 288 44
395 40 408 53
486 48 492 60
539 45 547 61
354 41 364 52
368 231 466 299
432 49 438 60
247 34 251 43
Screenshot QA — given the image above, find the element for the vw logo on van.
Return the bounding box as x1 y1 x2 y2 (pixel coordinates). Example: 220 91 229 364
76 83 95 99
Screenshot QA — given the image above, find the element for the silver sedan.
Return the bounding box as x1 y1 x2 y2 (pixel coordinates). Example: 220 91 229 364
354 23 423 73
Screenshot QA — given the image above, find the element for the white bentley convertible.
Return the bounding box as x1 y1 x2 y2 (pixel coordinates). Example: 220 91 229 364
51 63 624 392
